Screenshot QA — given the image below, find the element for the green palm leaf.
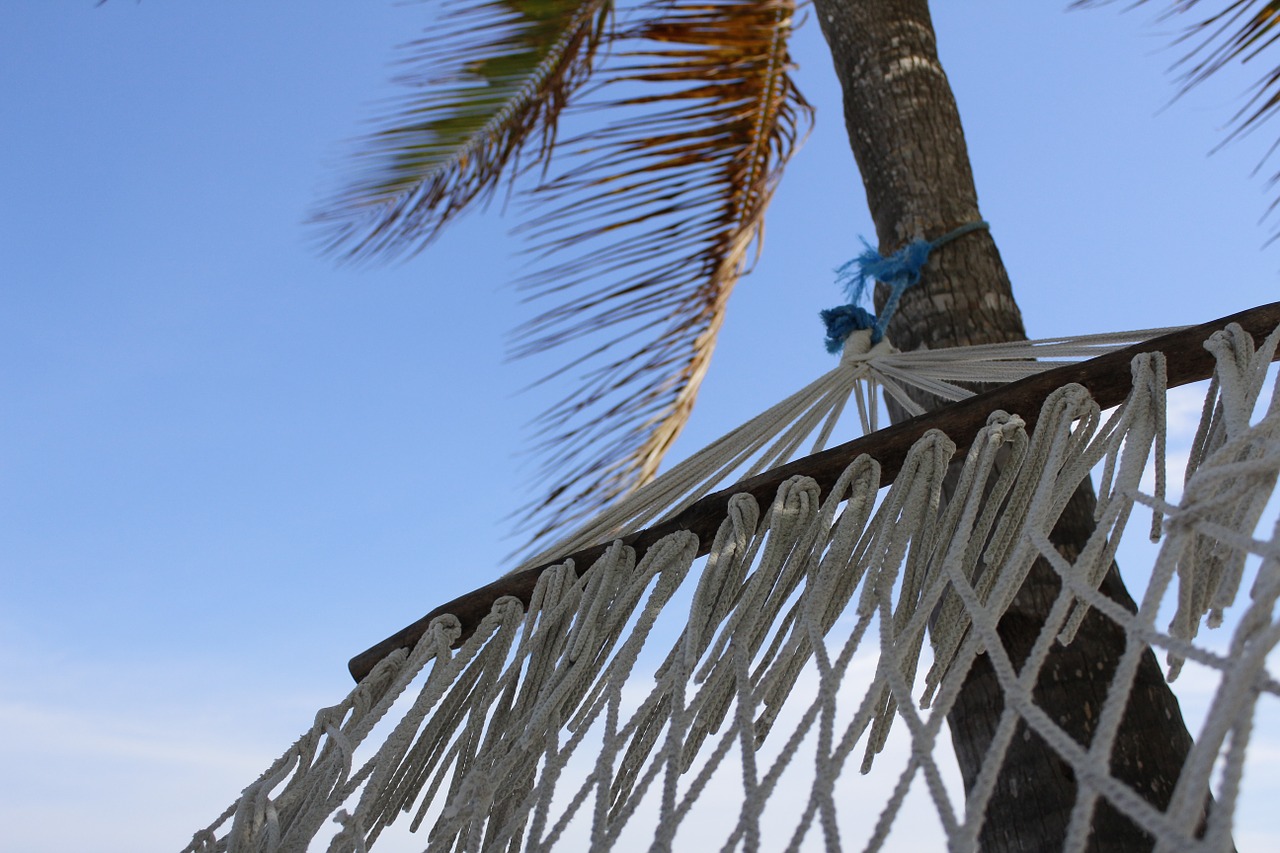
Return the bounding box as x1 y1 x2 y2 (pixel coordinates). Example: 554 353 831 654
313 0 611 259
313 0 810 550
510 0 812 548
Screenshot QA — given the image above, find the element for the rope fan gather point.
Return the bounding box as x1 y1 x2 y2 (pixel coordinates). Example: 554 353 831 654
188 302 1280 853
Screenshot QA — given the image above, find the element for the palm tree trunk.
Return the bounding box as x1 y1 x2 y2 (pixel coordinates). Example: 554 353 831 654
809 1 1203 849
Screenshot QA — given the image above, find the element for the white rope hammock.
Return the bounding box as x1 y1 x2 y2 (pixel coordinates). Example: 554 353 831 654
184 312 1280 853
513 325 1186 573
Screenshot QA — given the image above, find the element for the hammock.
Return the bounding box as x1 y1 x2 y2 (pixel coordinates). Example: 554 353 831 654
185 302 1280 853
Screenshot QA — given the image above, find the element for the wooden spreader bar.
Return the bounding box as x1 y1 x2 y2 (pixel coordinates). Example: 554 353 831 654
348 302 1280 682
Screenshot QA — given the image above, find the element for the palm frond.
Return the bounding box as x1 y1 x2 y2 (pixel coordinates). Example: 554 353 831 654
511 0 812 550
1080 1 1280 222
1156 1 1280 140
312 0 612 260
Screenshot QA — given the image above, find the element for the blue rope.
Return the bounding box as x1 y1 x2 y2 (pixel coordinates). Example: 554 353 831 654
819 305 878 353
821 220 989 352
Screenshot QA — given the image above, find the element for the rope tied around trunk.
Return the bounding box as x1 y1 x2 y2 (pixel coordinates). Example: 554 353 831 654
821 220 990 351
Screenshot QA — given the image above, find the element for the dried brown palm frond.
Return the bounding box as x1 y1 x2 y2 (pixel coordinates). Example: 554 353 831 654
1151 1 1280 140
1080 1 1280 227
510 0 812 550
311 0 612 260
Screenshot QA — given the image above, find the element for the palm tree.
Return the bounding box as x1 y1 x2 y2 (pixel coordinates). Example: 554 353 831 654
817 7 1201 849
315 0 1278 847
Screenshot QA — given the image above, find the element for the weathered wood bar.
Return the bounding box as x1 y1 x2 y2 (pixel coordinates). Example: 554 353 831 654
349 302 1280 682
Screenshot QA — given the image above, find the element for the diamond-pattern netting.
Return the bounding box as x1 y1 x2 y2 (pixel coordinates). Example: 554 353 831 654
186 320 1279 852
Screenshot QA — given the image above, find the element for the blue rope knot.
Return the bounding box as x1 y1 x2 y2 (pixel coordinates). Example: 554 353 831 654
819 305 877 354
821 220 988 352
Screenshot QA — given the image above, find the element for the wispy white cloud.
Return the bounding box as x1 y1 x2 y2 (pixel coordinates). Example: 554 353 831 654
0 650 323 853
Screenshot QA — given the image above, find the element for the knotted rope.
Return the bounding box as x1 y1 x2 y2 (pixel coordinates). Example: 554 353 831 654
821 221 990 352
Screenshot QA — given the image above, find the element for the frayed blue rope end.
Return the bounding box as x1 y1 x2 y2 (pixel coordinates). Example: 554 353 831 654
835 238 933 308
823 221 988 352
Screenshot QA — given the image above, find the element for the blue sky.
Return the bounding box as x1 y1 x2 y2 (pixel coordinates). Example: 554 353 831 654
2 2 1278 850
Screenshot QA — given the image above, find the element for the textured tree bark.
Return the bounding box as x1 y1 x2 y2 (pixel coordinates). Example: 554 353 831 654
810 1 1205 849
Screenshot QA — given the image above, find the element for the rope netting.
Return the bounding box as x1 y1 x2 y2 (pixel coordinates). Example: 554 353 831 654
185 316 1280 853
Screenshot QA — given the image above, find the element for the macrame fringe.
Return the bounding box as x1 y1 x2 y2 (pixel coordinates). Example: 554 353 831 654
185 322 1280 853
